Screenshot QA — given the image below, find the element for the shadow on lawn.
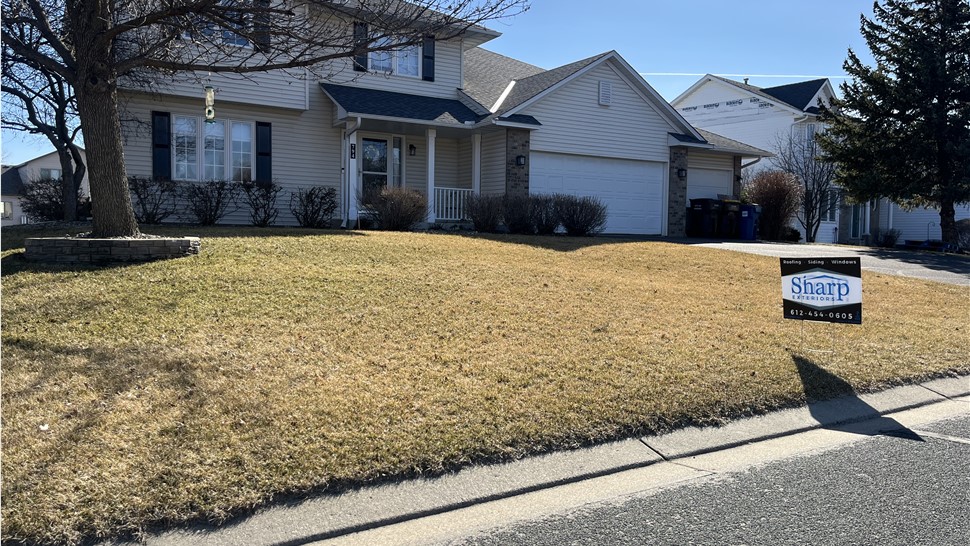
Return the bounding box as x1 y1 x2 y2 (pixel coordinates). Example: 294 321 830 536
453 232 661 252
793 354 923 441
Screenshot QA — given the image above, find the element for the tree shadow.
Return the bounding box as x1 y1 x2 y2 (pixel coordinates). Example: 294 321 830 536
792 354 923 441
450 232 662 252
854 247 970 277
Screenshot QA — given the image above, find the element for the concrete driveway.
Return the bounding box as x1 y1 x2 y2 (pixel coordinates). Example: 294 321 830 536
691 241 970 286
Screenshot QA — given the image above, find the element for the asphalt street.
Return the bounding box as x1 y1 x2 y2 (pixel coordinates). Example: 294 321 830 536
452 415 970 546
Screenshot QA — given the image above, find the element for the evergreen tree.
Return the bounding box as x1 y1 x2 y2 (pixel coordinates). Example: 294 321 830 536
818 0 970 245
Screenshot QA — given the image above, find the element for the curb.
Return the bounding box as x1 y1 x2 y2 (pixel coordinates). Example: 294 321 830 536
143 375 969 546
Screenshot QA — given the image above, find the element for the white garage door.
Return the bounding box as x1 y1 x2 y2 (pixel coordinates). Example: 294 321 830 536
530 152 665 235
687 168 734 201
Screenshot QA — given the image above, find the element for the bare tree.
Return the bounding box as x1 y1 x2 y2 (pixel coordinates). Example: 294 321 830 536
773 125 838 243
2 40 86 221
2 0 528 237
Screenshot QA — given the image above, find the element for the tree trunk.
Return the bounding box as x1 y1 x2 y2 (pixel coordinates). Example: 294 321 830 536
57 149 78 222
75 75 140 238
939 198 957 245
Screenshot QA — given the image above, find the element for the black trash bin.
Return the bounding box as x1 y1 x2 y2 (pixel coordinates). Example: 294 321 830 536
739 204 761 240
720 200 741 239
689 198 721 238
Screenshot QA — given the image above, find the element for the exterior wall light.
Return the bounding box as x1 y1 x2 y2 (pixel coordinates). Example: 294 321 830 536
516 155 527 166
409 144 417 156
677 167 687 180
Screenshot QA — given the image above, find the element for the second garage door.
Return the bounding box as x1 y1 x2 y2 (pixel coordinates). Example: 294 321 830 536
530 152 665 235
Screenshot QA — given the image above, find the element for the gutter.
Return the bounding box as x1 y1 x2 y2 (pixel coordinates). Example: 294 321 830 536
741 157 763 169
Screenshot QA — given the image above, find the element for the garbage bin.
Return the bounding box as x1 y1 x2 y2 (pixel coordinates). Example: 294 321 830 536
739 204 761 240
720 200 741 239
690 198 721 238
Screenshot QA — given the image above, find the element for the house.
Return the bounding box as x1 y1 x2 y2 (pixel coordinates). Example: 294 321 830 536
1 149 89 227
671 74 970 245
671 75 846 243
118 9 769 236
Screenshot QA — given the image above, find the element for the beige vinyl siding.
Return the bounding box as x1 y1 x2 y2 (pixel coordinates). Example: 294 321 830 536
404 136 427 194
687 151 734 171
456 137 472 189
143 68 307 111
520 61 676 162
329 37 463 99
480 129 506 195
120 88 340 226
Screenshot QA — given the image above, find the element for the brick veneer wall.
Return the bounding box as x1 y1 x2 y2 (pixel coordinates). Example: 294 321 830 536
24 237 201 264
505 129 530 197
667 147 689 237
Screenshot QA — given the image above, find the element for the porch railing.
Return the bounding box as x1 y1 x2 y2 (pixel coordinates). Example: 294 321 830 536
434 187 474 222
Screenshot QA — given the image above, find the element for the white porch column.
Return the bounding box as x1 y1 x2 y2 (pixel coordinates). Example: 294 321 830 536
348 135 359 220
427 128 437 222
472 133 482 195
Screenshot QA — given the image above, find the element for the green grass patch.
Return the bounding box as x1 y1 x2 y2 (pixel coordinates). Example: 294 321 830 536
2 226 967 544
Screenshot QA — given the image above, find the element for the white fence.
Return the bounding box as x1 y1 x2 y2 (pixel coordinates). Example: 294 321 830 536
434 187 474 222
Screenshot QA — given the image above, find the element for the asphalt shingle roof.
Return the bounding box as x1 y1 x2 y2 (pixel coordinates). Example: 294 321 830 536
696 129 773 157
709 75 827 113
1 167 24 196
320 83 482 125
493 52 612 115
462 48 545 110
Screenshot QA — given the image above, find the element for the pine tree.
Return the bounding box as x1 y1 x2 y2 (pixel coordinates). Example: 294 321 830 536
818 0 970 245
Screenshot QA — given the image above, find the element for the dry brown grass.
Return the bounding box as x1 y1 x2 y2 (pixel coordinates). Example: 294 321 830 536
2 226 966 544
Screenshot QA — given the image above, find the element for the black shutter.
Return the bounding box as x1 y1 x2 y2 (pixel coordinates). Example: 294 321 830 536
253 0 271 53
151 111 171 180
255 121 272 183
353 22 368 72
422 36 435 82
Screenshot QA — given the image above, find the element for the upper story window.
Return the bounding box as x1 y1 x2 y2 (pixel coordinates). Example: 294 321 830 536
183 0 271 51
39 168 62 180
2 201 12 219
173 115 254 182
354 23 434 81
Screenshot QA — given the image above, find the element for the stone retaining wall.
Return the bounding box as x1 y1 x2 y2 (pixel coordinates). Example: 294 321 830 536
24 237 201 264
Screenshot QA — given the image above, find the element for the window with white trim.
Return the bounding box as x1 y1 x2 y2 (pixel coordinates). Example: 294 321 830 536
2 201 12 219
367 39 421 78
173 116 255 182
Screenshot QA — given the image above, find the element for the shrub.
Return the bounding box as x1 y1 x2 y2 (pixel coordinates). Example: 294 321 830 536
19 176 88 222
783 227 803 242
465 193 502 233
555 194 608 236
128 176 178 224
502 194 534 234
181 179 240 225
289 186 337 228
878 228 902 248
530 194 560 235
956 219 970 251
359 186 427 231
241 180 282 227
743 170 802 241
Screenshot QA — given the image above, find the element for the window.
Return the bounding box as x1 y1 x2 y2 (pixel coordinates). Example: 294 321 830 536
367 39 421 77
2 201 12 219
39 168 62 180
230 121 253 182
825 190 838 222
184 1 254 48
174 116 199 181
173 116 254 182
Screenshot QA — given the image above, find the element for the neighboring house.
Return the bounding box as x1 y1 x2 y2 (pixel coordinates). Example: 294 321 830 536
671 74 970 244
1 149 89 227
118 10 769 236
671 75 845 243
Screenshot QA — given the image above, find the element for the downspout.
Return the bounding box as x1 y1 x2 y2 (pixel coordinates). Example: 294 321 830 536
341 117 362 228
741 157 762 170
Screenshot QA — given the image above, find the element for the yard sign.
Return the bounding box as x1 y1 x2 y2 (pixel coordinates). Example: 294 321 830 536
780 258 862 325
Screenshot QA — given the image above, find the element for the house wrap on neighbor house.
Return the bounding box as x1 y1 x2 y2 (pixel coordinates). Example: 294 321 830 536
1 149 90 227
671 74 970 245
118 6 769 236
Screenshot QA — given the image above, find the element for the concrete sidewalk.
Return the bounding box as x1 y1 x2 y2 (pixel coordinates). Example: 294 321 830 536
130 375 970 546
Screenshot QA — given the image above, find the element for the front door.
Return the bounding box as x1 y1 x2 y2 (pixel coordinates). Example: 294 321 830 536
361 136 404 198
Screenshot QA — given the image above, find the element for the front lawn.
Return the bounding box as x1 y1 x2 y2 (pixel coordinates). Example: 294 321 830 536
2 226 966 545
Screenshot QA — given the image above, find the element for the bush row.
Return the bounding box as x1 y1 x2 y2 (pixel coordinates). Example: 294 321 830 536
465 193 608 236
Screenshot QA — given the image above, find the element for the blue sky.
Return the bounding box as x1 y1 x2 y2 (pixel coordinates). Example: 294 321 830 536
0 0 876 165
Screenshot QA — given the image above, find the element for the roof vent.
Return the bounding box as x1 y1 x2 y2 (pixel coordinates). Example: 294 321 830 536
598 81 612 106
